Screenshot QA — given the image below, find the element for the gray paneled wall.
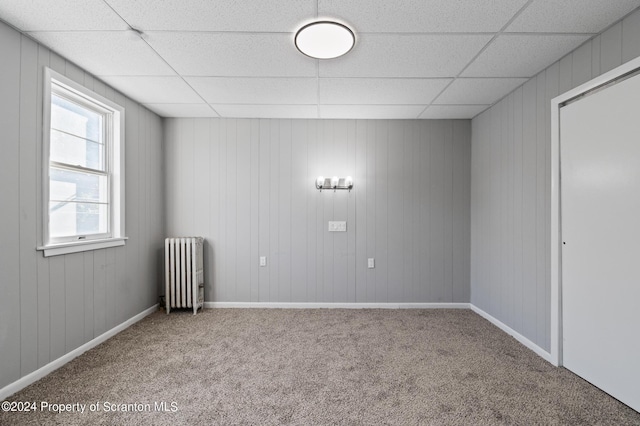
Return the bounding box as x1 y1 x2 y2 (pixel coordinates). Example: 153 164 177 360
0 20 164 391
164 118 471 304
470 9 640 352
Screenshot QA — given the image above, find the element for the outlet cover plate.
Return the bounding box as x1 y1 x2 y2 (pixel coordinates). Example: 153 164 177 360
328 221 347 232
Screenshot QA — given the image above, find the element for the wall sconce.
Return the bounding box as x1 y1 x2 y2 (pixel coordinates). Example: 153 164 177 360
316 176 353 191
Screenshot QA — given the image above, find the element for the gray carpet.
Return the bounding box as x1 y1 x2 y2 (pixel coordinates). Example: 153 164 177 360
1 308 639 425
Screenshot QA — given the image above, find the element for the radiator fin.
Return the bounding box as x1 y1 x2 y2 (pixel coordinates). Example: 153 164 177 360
165 237 204 314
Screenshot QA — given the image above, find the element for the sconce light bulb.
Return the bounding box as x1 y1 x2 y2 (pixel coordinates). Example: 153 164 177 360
345 176 353 187
316 176 324 188
331 176 339 188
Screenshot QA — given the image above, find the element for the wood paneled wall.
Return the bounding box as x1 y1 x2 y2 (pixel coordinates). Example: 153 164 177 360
164 118 471 304
0 21 164 391
470 9 640 352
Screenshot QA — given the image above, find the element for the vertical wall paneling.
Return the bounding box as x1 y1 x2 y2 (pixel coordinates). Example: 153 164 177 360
64 253 84 352
572 41 593 87
49 256 66 360
18 35 39 377
600 22 623 73
306 120 318 302
219 119 229 301
365 120 376 302
443 122 454 303
400 121 412 302
138 107 148 311
387 120 403 302
470 8 640 352
279 120 292 302
269 120 280 302
354 120 367 302
249 119 260 302
93 249 106 337
453 120 471 303
622 11 640 62
236 119 251 302
0 23 22 387
83 251 95 342
123 98 139 321
291 120 307 302
227 119 238 301
429 122 445 302
35 44 51 370
499 99 509 320
165 118 471 305
374 121 389 302
320 121 332 302
332 120 348 303
535 71 547 347
0 19 164 392
346 120 357 303
208 119 221 302
258 119 271 302
193 118 211 295
420 122 431 302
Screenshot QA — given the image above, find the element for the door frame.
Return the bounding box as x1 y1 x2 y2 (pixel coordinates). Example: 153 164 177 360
550 55 640 367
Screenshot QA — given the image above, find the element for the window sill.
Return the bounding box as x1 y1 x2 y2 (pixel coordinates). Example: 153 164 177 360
37 237 128 257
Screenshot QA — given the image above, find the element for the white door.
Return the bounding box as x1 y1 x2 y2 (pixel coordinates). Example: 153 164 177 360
560 71 640 412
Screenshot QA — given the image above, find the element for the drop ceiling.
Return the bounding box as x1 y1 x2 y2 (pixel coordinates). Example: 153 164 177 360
0 0 639 119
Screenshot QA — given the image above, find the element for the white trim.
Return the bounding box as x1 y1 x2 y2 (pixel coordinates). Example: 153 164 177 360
550 55 640 368
0 304 158 401
38 237 128 257
42 67 126 253
204 302 470 309
469 304 552 364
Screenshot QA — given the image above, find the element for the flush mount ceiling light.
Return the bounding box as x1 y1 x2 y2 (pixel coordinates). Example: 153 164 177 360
295 21 355 59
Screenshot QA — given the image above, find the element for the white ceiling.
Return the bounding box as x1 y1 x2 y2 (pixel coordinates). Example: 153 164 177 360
1 0 639 119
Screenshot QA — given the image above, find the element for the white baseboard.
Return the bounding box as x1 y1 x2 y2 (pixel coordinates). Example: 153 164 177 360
0 304 159 401
205 302 470 309
469 304 552 363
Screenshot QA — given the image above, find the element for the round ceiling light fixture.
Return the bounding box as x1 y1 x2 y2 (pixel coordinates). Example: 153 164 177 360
295 21 355 59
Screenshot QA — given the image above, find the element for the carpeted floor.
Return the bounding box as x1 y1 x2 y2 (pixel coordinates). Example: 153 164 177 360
1 308 639 425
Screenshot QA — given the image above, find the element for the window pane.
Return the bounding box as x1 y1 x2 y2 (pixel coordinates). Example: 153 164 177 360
52 93 103 143
51 129 105 171
49 202 108 238
50 168 108 203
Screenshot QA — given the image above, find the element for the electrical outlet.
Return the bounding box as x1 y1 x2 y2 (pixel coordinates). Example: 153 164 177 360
260 256 267 267
368 258 375 268
328 221 347 232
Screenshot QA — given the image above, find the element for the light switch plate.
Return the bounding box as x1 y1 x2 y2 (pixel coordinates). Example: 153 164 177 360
260 256 267 267
368 258 375 268
328 221 347 232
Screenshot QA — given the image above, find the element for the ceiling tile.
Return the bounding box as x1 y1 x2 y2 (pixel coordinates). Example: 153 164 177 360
106 0 316 32
320 78 451 104
28 31 174 76
319 0 528 32
0 0 127 31
435 78 528 105
506 0 640 33
212 104 318 118
320 34 492 78
147 32 316 77
420 105 489 119
461 34 591 77
186 77 317 104
100 76 202 104
144 103 218 118
319 105 425 119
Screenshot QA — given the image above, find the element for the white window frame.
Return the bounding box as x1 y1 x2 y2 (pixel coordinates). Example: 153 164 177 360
39 68 126 257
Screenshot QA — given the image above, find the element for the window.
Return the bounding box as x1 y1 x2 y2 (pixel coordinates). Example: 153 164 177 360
39 68 126 257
